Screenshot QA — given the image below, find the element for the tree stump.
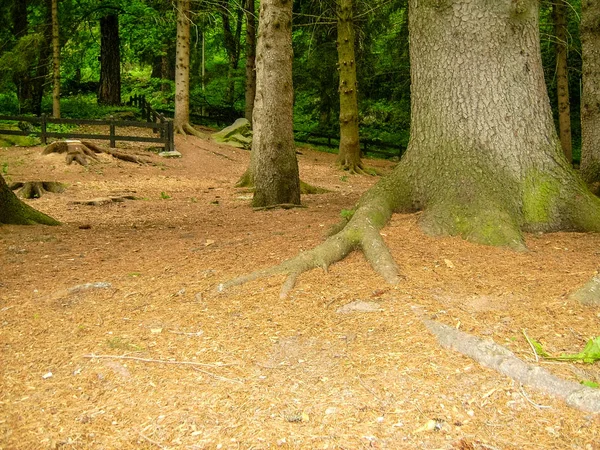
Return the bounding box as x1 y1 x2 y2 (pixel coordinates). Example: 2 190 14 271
9 181 65 199
42 140 153 166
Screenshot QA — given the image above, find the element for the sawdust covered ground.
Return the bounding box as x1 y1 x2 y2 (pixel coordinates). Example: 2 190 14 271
1 132 599 450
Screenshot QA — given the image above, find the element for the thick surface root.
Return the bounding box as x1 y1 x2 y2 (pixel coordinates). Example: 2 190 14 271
220 186 401 298
176 122 207 138
569 274 600 306
423 318 600 413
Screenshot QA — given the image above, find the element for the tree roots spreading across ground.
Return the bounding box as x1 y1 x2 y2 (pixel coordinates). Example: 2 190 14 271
43 140 153 165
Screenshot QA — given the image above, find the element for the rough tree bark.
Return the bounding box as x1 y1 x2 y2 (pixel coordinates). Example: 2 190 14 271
51 0 60 117
221 0 600 299
98 14 121 106
0 175 60 226
244 0 257 125
336 0 363 173
251 0 300 208
174 0 203 137
580 0 600 190
553 0 572 164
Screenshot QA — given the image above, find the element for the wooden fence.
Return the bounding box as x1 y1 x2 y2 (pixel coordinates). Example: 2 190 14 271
293 130 406 159
0 108 174 152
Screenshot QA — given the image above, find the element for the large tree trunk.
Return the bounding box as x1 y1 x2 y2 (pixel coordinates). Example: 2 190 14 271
51 0 60 118
251 0 300 208
0 176 60 226
244 0 257 125
98 14 121 106
580 0 600 189
553 0 572 164
222 0 600 298
336 0 363 173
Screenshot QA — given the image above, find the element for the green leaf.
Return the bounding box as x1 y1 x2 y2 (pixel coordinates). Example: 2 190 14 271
553 337 600 364
580 380 599 389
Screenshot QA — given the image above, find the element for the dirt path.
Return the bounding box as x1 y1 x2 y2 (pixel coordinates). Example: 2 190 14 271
1 134 599 449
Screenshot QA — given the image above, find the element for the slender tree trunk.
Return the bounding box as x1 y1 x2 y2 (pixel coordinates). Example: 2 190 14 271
580 0 600 189
51 0 60 118
336 0 363 173
98 14 121 105
244 0 257 125
174 0 191 132
252 0 300 208
220 0 244 107
553 0 572 164
12 0 34 114
0 176 59 226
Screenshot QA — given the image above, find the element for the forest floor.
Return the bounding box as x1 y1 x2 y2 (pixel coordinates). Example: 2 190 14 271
1 128 599 450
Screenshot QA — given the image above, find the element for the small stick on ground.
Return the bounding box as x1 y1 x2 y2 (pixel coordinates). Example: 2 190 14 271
82 354 235 368
139 432 165 449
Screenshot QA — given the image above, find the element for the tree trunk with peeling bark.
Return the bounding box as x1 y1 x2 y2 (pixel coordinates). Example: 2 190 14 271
580 0 600 190
336 0 363 173
221 0 600 299
553 0 572 164
0 175 60 226
251 0 300 208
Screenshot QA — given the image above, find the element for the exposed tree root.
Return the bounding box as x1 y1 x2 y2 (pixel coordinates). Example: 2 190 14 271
422 318 600 413
337 159 377 176
253 203 306 211
42 140 152 166
9 181 65 199
176 122 207 138
569 274 600 306
220 177 404 298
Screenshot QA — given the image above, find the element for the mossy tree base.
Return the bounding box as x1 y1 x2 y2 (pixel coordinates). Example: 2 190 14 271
10 181 65 199
0 175 60 225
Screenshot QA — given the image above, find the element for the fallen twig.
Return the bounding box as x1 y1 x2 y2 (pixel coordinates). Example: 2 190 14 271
139 432 165 449
82 354 234 368
192 367 244 384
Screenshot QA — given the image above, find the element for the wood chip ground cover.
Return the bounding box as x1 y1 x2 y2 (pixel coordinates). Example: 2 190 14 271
1 133 599 449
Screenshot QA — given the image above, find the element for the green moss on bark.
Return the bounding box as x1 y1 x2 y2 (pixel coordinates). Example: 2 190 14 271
522 170 561 229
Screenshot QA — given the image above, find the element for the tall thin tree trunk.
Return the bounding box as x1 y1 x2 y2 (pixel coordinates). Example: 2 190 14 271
580 0 600 189
553 0 572 164
174 0 191 132
244 0 257 125
98 14 121 105
252 0 300 208
51 0 60 118
12 0 34 114
220 1 244 107
336 0 362 173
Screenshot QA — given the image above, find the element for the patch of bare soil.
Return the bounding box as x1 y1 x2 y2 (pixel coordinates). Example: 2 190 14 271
1 132 599 449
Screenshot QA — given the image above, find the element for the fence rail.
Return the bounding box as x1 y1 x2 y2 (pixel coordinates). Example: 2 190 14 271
0 110 174 152
293 130 406 159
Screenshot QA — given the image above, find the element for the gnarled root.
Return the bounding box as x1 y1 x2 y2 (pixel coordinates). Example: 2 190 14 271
176 122 207 138
219 183 403 298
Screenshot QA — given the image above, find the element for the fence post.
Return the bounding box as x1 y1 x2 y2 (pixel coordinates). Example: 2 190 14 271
159 114 166 140
166 120 174 152
40 114 47 145
109 115 116 148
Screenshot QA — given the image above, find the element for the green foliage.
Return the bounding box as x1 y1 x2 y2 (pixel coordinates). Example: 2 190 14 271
160 191 171 200
0 93 20 115
340 209 355 220
581 380 599 388
532 336 600 364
